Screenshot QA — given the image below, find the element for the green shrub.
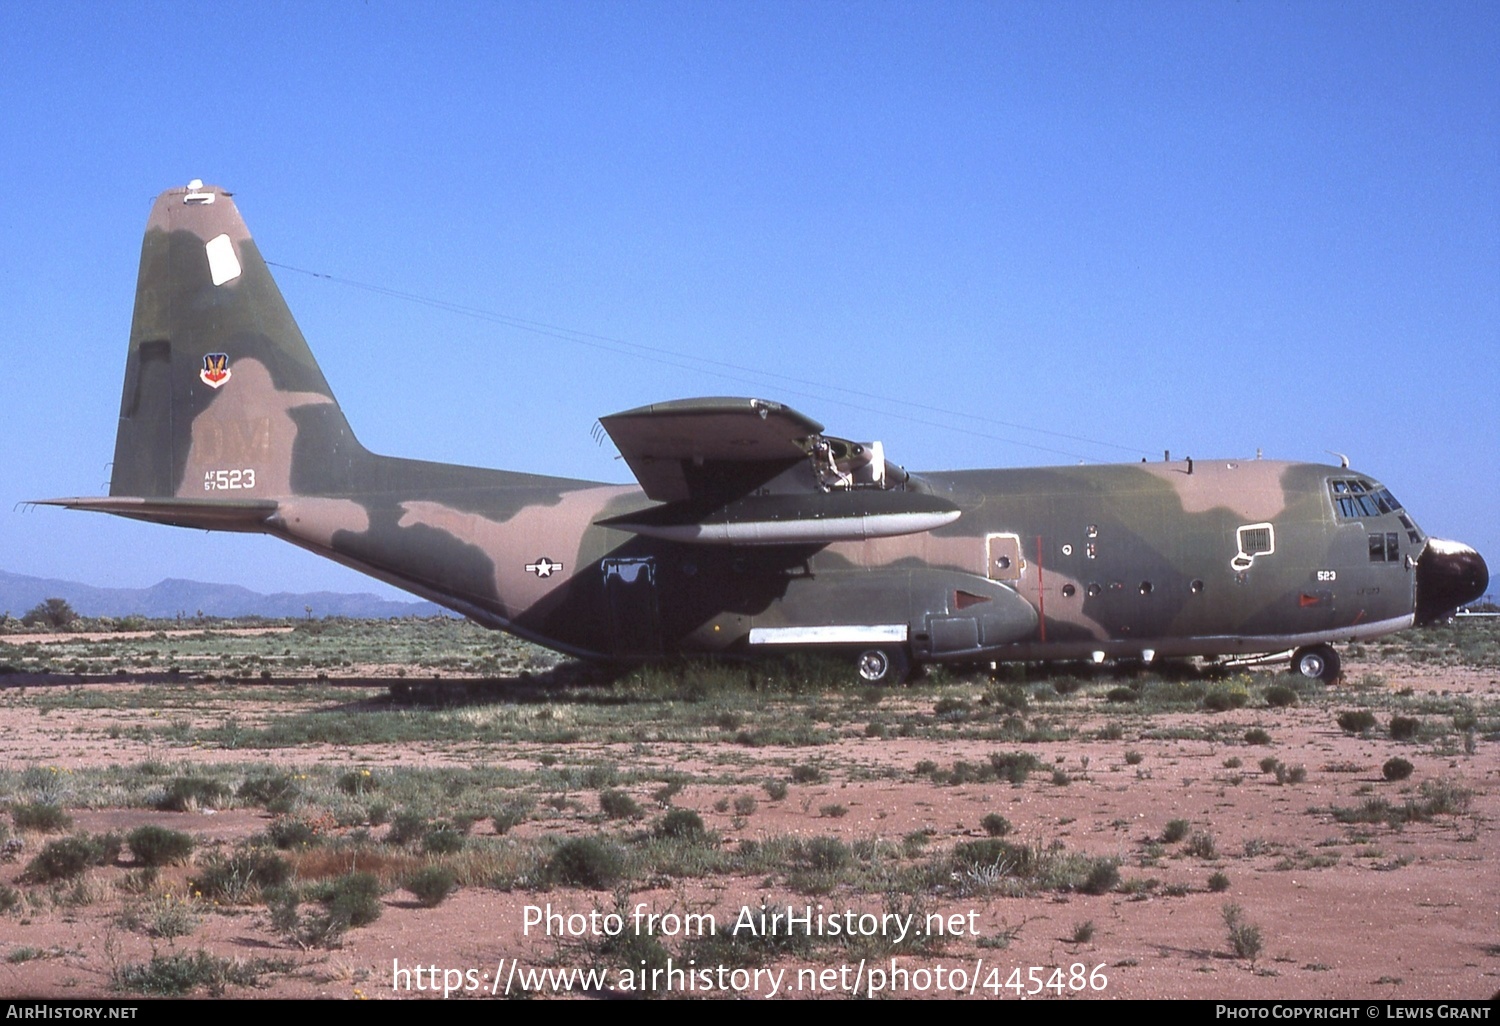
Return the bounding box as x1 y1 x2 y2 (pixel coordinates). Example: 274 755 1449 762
190 850 291 903
127 826 195 867
599 790 643 820
11 803 72 833
406 866 457 908
1260 684 1296 708
1202 686 1248 712
953 839 1030 874
268 818 318 849
1185 832 1217 859
1337 710 1377 735
819 804 849 819
985 683 1030 712
236 773 300 810
580 764 618 789
763 780 788 801
422 825 467 855
318 871 384 929
110 949 290 996
1263 684 1299 707
1244 728 1272 745
25 833 120 882
933 696 972 719
790 764 826 784
1389 716 1420 741
385 812 428 846
805 836 851 872
547 836 626 889
981 813 1012 837
158 777 230 812
1161 819 1191 843
337 770 380 796
1208 871 1231 892
651 780 684 806
1124 750 1144 766
732 795 758 817
1080 859 1119 895
1223 904 1263 961
1382 757 1414 782
492 799 533 835
989 751 1041 785
655 808 707 841
143 892 201 939
1417 778 1471 815
1105 686 1138 703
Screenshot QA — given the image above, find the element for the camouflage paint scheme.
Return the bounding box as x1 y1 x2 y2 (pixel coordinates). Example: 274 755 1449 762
41 184 1489 681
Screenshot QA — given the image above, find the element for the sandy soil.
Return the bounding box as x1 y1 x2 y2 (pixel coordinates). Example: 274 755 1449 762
0 651 1495 1002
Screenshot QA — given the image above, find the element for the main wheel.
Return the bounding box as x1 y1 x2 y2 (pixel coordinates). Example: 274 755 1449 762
856 647 910 685
1292 644 1341 683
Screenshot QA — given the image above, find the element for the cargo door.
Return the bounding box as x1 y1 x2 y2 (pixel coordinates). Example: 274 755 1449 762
602 557 662 656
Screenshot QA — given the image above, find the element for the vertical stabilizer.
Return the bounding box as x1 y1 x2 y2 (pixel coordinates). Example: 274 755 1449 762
110 180 364 500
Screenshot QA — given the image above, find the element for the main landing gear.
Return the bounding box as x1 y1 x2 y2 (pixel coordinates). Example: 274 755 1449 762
856 647 911 685
1292 643 1341 683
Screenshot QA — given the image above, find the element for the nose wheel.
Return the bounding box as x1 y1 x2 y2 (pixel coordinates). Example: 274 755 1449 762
857 647 911 685
1292 644 1341 683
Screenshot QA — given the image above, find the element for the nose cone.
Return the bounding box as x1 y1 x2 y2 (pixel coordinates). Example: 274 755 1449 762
1415 538 1490 625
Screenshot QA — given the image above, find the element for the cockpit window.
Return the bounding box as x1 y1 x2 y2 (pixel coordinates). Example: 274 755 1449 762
1328 478 1404 520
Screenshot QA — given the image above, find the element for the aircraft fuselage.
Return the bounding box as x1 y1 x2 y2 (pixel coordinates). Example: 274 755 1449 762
42 182 1489 682
263 454 1426 667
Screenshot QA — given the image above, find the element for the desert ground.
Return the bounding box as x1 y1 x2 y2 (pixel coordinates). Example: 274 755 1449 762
0 617 1495 1001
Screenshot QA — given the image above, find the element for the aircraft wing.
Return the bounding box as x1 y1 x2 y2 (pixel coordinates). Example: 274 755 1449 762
599 397 824 503
598 397 960 544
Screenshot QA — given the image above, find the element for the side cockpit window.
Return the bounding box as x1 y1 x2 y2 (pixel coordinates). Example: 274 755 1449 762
1369 532 1400 562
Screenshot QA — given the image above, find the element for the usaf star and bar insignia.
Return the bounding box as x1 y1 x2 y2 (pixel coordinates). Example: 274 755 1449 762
525 557 563 578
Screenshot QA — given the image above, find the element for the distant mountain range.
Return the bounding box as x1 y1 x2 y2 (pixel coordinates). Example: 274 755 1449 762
0 570 448 619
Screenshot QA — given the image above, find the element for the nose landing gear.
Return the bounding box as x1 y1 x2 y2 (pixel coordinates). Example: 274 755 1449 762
856 647 911 685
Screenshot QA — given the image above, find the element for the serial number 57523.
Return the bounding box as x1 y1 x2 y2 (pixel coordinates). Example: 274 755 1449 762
204 469 256 491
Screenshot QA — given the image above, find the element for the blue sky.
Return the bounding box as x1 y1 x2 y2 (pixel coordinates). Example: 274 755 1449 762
2 1 1496 601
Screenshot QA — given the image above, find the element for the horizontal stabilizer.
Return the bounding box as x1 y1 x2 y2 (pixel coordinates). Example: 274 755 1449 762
599 490 960 545
33 496 278 533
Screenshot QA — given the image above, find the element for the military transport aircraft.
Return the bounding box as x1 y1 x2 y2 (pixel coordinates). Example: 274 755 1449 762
39 182 1489 683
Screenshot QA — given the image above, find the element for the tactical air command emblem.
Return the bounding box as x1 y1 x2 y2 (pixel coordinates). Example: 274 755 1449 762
200 353 231 389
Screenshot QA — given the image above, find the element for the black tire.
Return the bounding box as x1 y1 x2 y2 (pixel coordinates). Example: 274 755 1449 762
1292 644 1341 683
856 647 910 685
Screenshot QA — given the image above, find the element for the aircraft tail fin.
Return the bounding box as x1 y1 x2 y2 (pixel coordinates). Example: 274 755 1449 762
107 180 364 502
